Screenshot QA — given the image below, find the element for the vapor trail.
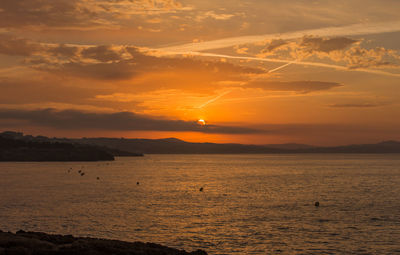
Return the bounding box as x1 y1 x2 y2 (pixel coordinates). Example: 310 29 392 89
268 62 294 73
197 59 299 109
156 51 400 78
198 90 233 109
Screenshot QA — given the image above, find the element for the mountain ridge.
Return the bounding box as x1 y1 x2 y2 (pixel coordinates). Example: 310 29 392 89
2 131 400 154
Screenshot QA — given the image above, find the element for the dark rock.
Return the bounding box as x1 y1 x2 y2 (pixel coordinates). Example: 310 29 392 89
0 230 208 255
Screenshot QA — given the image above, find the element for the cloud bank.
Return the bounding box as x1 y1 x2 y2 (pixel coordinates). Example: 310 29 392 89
0 108 263 134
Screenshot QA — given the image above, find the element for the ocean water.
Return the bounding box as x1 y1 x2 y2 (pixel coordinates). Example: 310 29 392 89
1 154 400 254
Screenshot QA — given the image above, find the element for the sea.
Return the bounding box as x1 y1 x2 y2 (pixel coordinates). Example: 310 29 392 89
1 154 400 254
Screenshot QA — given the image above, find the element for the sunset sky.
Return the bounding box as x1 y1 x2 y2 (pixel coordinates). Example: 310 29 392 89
1 0 400 145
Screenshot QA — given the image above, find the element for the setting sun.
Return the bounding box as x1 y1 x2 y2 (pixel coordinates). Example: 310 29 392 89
197 119 206 126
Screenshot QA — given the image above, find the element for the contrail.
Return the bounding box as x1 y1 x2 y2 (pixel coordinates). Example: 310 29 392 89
198 90 233 109
156 51 400 78
268 62 294 73
197 59 298 109
159 21 400 52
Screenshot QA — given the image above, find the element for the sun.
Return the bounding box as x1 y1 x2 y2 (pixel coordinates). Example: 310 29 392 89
197 119 206 126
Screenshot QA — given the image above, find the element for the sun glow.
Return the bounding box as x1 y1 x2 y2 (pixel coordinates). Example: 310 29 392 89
197 119 206 126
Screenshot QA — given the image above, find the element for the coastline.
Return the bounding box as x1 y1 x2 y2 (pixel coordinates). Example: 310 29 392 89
0 230 207 255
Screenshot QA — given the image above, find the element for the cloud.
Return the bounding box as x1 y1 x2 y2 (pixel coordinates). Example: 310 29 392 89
0 35 260 82
246 80 343 93
2 33 398 83
196 11 235 21
0 108 263 134
255 35 400 69
57 60 139 80
300 36 358 52
158 48 400 78
0 35 43 56
90 0 192 15
49 44 80 58
261 39 290 53
159 21 400 52
0 0 191 30
328 102 390 108
41 50 259 81
0 0 101 29
0 79 103 105
81 45 123 62
342 46 398 69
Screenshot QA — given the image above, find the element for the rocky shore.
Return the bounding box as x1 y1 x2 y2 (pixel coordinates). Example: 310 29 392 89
0 230 207 255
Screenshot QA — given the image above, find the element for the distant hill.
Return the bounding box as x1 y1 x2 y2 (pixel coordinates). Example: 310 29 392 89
262 143 315 150
301 141 400 154
72 137 400 154
2 131 400 155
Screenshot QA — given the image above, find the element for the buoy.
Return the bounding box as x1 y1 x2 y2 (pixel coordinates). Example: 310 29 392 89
96 177 100 180
199 187 204 192
137 182 140 185
315 201 320 207
81 172 85 176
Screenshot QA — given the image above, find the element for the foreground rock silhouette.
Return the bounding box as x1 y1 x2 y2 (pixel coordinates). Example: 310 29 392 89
0 230 207 255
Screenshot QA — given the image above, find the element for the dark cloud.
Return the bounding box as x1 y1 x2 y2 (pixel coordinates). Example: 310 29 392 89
34 46 261 81
0 33 262 83
256 36 399 70
343 46 396 69
81 46 123 62
0 0 98 29
301 36 358 52
0 35 42 56
328 102 389 108
262 39 289 53
59 61 139 80
247 80 343 93
49 44 80 58
0 0 190 30
0 79 101 104
0 108 263 134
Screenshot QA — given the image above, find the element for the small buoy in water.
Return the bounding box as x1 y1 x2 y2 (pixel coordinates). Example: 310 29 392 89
315 201 320 207
96 177 100 180
78 170 81 173
199 187 204 192
137 182 140 185
80 172 85 176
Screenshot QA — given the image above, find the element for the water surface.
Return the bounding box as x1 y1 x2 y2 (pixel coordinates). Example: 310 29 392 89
1 154 400 254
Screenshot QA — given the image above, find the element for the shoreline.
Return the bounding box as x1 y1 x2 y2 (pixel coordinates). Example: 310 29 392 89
0 230 207 255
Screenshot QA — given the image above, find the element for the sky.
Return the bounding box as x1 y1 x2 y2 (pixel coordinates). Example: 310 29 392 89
1 0 400 145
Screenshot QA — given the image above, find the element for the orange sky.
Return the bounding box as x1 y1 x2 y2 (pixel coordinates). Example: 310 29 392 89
1 0 400 145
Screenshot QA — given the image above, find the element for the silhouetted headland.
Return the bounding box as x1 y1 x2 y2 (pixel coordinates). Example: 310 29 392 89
0 131 144 161
0 230 207 255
